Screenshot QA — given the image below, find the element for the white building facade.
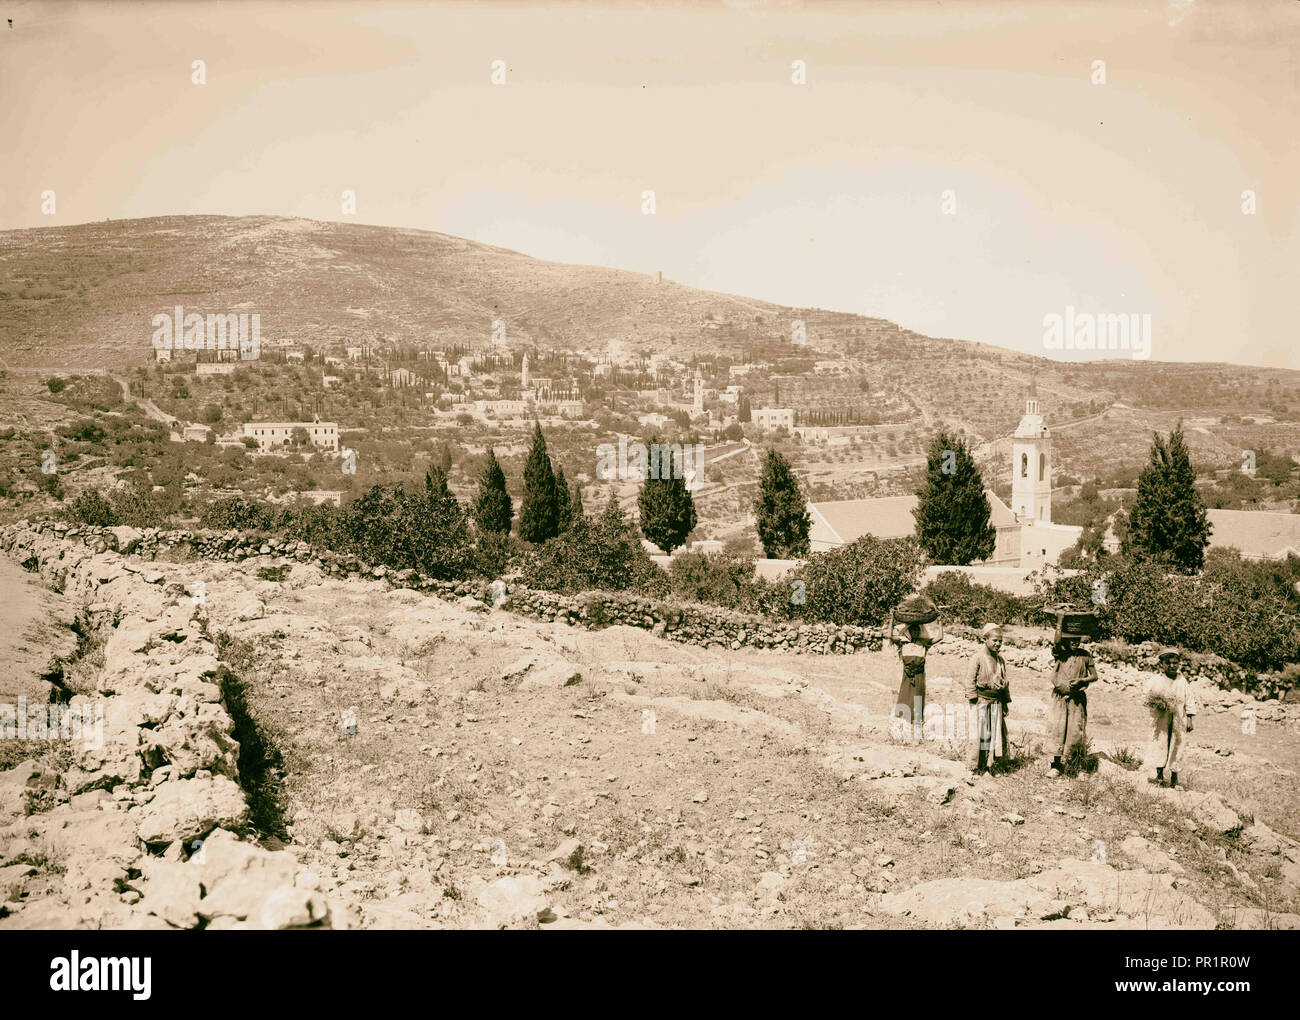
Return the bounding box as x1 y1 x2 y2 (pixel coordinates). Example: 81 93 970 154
242 421 339 453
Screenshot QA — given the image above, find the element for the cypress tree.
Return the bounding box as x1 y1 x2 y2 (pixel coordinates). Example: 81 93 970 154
554 463 572 530
1124 422 1211 573
752 449 810 558
425 466 452 502
472 448 512 535
569 477 585 524
912 429 995 565
518 422 559 543
637 441 698 555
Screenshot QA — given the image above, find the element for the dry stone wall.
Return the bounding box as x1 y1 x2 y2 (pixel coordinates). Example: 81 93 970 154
7 521 884 656
0 523 347 929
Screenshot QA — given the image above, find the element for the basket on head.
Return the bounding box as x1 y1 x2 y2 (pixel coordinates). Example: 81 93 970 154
1053 607 1098 643
894 593 939 625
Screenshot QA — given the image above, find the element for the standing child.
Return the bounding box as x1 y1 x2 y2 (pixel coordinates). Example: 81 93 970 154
1047 610 1099 776
966 623 1010 773
1145 648 1198 788
889 593 942 741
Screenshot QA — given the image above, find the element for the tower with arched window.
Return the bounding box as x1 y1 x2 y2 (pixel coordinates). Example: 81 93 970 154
1011 380 1051 523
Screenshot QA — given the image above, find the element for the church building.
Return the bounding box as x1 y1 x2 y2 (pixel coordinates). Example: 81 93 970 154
807 384 1082 570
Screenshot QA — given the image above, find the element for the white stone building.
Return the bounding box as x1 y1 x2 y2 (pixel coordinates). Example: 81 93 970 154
752 407 795 431
242 421 339 453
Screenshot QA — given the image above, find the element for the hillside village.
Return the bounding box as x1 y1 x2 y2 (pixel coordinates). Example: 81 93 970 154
2 218 1300 938
29 305 1300 586
0 218 1299 603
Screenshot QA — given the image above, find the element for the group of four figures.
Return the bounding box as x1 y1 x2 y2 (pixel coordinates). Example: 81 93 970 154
890 596 1195 784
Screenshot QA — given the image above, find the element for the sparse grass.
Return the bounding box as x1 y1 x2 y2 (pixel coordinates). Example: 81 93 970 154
1065 774 1105 810
0 739 52 772
566 845 591 874
989 742 1036 776
1108 744 1143 771
7 848 63 874
1060 739 1099 778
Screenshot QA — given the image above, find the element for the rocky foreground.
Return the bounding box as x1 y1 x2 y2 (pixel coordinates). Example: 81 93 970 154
2 523 1299 930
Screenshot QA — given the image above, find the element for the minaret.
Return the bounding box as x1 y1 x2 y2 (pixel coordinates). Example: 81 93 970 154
693 368 704 413
521 352 530 389
1011 377 1051 523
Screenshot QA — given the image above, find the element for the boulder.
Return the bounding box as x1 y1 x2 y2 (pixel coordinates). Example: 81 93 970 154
107 526 144 554
136 857 203 928
258 886 331 929
194 829 300 921
1185 792 1242 835
477 875 553 928
1119 835 1183 874
229 594 265 622
135 776 249 845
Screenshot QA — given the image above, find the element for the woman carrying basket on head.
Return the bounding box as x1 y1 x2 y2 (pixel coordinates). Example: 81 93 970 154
888 593 942 740
1046 607 1099 776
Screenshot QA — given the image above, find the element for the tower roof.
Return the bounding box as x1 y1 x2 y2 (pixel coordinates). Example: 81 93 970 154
1015 380 1046 438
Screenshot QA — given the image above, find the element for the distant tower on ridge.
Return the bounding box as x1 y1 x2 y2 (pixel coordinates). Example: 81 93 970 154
521 352 530 389
693 367 704 413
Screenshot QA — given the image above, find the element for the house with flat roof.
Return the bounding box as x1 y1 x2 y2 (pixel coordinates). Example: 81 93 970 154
1206 509 1300 560
242 421 339 453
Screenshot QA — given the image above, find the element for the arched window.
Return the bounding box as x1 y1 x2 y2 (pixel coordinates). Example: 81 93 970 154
1039 452 1046 481
1021 453 1028 478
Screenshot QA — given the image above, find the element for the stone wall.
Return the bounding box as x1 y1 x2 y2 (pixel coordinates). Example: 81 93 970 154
0 523 345 929
4 521 884 657
944 622 1284 700
7 519 1283 688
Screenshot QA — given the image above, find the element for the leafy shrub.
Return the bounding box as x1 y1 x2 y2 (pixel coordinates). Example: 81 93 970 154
522 499 668 596
472 530 520 578
339 483 473 580
265 501 342 550
60 419 106 444
109 486 172 528
200 496 274 532
45 377 67 394
788 536 926 627
668 551 763 612
922 570 1034 628
70 489 119 527
35 471 64 499
1037 554 1299 672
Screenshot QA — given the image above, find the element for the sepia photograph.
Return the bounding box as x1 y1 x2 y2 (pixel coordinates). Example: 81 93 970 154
0 0 1297 998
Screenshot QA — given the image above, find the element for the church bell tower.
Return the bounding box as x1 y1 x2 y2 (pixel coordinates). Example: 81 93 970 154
1011 379 1051 523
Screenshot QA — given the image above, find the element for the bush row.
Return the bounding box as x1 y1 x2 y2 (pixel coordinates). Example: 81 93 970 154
62 485 1300 679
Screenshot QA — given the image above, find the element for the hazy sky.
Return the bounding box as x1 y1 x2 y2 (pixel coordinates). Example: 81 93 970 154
2 0 1297 368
